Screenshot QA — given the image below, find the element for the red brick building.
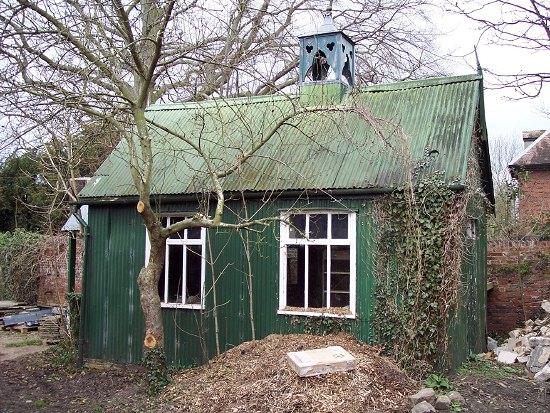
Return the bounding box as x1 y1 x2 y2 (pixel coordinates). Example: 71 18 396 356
509 130 550 228
486 130 550 335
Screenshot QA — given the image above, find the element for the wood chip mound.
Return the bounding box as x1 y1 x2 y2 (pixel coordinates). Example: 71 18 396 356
162 333 416 412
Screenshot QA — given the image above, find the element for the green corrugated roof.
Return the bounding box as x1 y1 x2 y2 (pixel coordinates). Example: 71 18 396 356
80 74 488 199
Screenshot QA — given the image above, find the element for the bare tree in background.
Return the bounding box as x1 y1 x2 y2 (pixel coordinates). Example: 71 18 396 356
0 0 440 381
487 135 523 239
455 0 550 98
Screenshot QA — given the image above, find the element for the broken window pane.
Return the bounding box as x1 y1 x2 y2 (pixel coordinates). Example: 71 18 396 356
330 246 350 307
308 245 326 308
167 244 184 303
310 214 328 239
286 245 305 307
342 55 352 85
306 50 331 81
331 214 348 239
185 245 202 304
288 214 306 238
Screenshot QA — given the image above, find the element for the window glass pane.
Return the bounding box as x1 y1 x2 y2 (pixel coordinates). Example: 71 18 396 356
309 214 328 239
168 217 186 239
288 214 306 238
187 227 201 239
331 214 348 239
167 245 184 303
308 245 327 308
185 245 202 304
330 246 350 307
286 245 305 307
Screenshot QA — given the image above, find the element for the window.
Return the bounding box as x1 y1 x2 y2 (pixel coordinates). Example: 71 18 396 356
467 218 477 240
279 211 356 318
145 216 206 309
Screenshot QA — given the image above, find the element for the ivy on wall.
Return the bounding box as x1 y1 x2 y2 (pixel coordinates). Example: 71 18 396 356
373 171 466 374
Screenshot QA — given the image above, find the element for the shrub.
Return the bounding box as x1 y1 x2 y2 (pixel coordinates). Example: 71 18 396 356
0 229 45 303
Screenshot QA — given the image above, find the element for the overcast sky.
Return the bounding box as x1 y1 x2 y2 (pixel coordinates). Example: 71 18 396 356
432 4 549 149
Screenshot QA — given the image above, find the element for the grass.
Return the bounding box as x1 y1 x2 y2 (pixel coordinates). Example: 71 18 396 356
5 337 43 347
457 358 523 380
34 399 48 409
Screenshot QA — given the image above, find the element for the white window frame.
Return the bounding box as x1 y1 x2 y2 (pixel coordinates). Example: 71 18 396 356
145 215 206 310
278 210 357 319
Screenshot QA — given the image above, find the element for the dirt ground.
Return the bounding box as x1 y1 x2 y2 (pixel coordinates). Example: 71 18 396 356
452 359 550 412
0 331 549 412
0 330 48 362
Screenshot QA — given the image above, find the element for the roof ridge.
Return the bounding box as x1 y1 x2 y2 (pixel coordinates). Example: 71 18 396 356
361 74 482 93
147 93 297 111
147 74 481 112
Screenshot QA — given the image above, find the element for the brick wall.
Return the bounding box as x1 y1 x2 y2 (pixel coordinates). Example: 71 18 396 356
37 235 83 306
487 241 550 335
517 170 550 225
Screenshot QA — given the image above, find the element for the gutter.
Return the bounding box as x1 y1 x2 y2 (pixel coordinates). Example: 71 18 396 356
70 205 90 368
75 184 467 206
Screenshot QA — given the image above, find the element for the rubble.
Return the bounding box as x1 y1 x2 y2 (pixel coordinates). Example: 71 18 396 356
409 388 436 405
411 401 436 413
497 350 517 364
447 391 465 405
490 300 550 381
409 390 464 412
434 395 451 410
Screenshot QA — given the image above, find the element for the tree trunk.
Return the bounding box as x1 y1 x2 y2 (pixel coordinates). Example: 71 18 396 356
137 228 168 393
138 236 165 349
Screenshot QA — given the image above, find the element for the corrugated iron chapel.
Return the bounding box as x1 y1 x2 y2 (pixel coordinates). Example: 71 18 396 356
77 15 493 368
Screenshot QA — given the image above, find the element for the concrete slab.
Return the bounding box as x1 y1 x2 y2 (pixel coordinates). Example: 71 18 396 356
286 345 356 377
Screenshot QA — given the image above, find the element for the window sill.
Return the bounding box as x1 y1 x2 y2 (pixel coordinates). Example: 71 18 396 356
161 303 204 310
278 308 355 319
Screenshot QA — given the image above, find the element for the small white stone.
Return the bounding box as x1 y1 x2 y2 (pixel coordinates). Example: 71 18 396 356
518 355 530 364
434 395 451 410
447 391 466 405
514 346 528 356
411 401 436 413
534 363 550 382
497 350 518 364
409 388 436 405
509 329 522 339
527 345 550 372
487 336 498 352
542 300 550 314
506 337 522 351
528 336 550 348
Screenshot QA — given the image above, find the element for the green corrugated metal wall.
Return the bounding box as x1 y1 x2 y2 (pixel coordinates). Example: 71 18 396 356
82 195 486 369
447 201 487 370
82 197 376 366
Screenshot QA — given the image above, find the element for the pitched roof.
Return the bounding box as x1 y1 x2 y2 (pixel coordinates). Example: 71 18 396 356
79 74 490 201
510 130 550 171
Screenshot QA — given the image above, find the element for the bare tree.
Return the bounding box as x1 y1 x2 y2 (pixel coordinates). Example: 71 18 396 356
487 134 523 239
455 0 550 97
0 0 440 381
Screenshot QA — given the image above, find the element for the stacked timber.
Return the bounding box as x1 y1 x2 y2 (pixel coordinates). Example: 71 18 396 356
0 301 37 319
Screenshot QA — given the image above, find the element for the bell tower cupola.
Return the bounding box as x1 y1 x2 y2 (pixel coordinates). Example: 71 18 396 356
298 5 356 88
